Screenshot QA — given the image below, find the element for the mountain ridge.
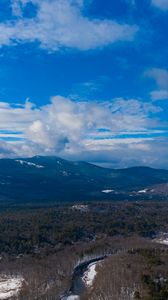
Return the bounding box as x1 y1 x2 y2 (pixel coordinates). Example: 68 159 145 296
0 156 167 202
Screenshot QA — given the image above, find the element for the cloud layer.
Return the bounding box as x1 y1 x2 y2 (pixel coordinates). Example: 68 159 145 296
145 68 168 101
0 1 167 168
0 95 167 168
152 0 168 10
0 0 138 51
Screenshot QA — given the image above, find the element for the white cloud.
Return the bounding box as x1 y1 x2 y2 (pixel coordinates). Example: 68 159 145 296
152 0 168 10
146 68 168 89
0 95 166 168
151 90 168 101
92 138 168 169
0 101 40 131
0 0 138 51
145 68 168 101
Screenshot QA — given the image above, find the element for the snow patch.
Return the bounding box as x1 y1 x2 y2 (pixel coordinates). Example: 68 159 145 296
0 275 24 299
62 171 69 176
65 296 80 300
16 160 44 169
154 233 168 245
102 189 114 193
82 261 102 287
138 189 147 194
72 205 89 212
155 238 168 245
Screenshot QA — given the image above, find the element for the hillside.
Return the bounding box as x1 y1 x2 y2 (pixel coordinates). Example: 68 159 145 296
0 156 168 202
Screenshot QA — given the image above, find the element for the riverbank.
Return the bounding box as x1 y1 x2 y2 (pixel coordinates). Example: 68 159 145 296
61 256 106 300
0 275 23 300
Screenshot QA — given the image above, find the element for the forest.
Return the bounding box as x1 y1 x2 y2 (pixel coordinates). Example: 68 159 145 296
0 201 168 299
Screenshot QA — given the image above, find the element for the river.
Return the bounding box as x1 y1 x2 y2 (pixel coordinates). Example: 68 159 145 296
60 256 106 300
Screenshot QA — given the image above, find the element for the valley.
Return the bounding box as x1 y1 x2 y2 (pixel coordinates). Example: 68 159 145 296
0 201 168 299
0 157 168 299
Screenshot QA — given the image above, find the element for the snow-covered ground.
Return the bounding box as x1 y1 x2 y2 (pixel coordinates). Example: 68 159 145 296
138 189 147 193
154 233 168 245
155 238 168 245
0 275 24 299
71 204 89 212
65 296 80 300
16 160 44 168
102 189 113 194
82 261 102 287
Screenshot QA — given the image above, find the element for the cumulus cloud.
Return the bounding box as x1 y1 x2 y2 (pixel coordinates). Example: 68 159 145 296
91 138 168 169
150 90 168 101
152 0 168 10
145 68 168 101
146 68 168 89
0 95 166 167
0 0 138 51
25 96 162 153
0 100 39 131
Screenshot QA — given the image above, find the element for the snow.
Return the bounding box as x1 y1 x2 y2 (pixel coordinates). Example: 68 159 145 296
16 160 44 168
0 275 23 299
82 261 102 287
61 296 79 300
155 238 168 245
0 181 10 185
138 189 147 193
72 205 89 212
62 171 69 176
65 296 79 300
154 232 168 245
102 189 113 193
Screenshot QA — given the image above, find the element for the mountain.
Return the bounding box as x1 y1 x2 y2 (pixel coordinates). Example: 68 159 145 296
0 156 168 202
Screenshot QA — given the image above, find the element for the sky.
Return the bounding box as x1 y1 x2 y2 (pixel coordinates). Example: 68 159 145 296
0 0 168 168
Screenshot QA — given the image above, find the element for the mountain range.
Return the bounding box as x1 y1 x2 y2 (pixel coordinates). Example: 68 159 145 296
0 156 167 203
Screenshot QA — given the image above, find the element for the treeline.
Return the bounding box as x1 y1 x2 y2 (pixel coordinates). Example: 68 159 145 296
0 235 148 300
0 201 168 299
84 243 168 300
0 201 168 255
0 201 167 255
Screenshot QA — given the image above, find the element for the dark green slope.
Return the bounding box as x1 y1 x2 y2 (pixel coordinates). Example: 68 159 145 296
0 156 168 202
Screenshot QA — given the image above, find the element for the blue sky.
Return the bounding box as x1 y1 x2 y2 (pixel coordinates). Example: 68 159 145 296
0 0 168 168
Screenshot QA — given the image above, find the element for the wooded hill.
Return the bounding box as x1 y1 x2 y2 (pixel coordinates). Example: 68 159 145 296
0 156 168 202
